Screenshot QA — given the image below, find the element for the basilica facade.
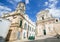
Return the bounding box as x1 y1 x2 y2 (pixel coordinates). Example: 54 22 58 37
36 10 60 37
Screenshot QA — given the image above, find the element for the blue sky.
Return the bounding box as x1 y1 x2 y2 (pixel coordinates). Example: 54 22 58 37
0 0 60 22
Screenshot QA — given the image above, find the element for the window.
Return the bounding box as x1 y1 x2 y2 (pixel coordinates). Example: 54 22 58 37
20 20 22 27
24 23 27 30
42 17 44 20
56 19 58 22
17 31 20 39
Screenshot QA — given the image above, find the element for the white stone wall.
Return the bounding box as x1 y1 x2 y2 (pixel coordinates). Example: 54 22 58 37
22 15 35 39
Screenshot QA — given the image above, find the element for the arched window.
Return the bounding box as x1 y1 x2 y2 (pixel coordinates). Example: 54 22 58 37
24 23 27 30
20 20 22 27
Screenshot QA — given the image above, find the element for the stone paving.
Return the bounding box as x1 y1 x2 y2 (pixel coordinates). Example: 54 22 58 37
25 37 60 42
5 35 60 42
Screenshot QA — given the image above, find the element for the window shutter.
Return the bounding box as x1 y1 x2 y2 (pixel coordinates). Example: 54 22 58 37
20 20 22 27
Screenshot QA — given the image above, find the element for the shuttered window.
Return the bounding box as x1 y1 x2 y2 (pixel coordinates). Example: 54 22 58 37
20 20 22 27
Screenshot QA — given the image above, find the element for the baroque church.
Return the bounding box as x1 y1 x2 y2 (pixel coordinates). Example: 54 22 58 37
36 10 60 37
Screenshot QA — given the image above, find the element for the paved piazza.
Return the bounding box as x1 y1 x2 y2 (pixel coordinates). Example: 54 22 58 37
24 37 60 42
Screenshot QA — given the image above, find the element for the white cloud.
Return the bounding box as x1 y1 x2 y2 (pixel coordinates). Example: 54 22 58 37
7 0 22 5
49 3 55 8
44 0 58 8
9 0 15 5
45 0 60 18
7 0 29 5
14 0 22 2
49 0 57 2
7 0 16 5
14 0 30 4
25 0 29 4
48 8 60 17
0 5 12 16
45 2 48 6
0 6 11 11
48 0 58 8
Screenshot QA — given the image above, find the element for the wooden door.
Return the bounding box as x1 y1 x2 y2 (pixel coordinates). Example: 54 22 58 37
5 30 12 41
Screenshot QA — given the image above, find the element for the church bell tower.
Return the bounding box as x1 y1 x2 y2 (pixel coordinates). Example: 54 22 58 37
16 2 25 14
